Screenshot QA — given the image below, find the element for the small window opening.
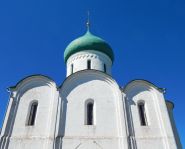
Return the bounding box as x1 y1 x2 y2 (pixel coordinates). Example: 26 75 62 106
27 102 38 126
138 102 147 126
87 102 93 125
104 64 106 72
71 64 73 74
87 60 91 69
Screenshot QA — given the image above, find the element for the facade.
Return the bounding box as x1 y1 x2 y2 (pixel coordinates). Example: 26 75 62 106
0 28 182 149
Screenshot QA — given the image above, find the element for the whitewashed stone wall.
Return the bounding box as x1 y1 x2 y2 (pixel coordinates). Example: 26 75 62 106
0 73 181 149
66 50 112 76
55 71 128 149
124 80 180 149
0 76 58 149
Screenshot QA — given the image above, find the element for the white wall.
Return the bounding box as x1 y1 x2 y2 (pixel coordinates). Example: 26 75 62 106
66 50 112 76
57 71 128 149
0 76 181 149
166 101 182 148
124 80 178 149
0 76 58 149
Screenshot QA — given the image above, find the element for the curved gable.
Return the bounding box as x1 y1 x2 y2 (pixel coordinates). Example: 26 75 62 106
60 70 121 97
9 74 56 95
123 79 164 94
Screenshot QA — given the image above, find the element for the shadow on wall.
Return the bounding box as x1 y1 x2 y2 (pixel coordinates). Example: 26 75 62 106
53 97 67 149
126 98 138 149
0 93 19 149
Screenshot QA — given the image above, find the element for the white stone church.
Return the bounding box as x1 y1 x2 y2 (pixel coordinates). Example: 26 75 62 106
0 26 182 149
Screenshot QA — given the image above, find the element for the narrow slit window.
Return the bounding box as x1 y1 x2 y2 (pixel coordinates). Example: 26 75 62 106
71 64 73 74
27 102 38 126
87 60 91 69
104 64 106 72
87 102 93 125
138 102 147 126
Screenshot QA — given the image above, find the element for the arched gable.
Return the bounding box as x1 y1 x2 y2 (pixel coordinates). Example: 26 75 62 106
6 75 57 138
60 69 121 98
123 79 164 95
9 74 56 96
123 80 173 149
56 70 126 149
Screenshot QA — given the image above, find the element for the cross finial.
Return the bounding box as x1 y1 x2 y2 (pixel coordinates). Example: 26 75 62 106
86 11 90 31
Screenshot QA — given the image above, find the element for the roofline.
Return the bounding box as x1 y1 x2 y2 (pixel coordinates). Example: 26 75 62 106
8 74 55 90
122 79 165 93
59 69 119 89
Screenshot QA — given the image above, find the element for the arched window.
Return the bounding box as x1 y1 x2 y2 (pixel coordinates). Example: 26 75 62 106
104 64 106 72
27 101 38 126
71 64 73 74
87 60 91 69
87 103 93 125
138 102 147 126
85 99 94 125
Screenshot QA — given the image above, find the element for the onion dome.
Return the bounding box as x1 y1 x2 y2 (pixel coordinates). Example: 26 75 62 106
64 30 114 63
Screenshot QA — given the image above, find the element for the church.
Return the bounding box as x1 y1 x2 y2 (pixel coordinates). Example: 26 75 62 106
0 22 182 149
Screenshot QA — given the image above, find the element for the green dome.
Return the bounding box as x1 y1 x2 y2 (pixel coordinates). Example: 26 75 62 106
64 31 114 63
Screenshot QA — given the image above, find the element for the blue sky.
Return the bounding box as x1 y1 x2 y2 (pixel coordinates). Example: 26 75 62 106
0 0 184 147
